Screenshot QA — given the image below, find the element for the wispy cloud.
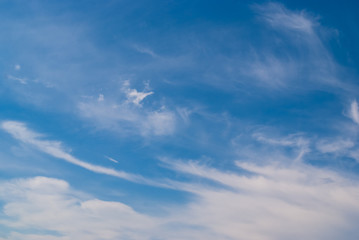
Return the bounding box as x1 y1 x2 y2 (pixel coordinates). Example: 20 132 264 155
7 75 27 84
77 82 176 136
253 2 315 34
241 2 348 92
252 132 310 162
0 121 163 186
241 55 296 88
1 2 359 239
159 158 359 239
143 110 176 136
316 138 354 154
132 44 159 58
78 100 177 136
252 132 309 148
1 159 359 240
349 100 359 125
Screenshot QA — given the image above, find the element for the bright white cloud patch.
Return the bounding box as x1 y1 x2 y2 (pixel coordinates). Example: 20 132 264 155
161 159 359 240
1 161 359 240
126 88 153 106
0 177 156 240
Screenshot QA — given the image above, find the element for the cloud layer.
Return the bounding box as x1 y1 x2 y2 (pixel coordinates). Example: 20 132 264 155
1 160 359 240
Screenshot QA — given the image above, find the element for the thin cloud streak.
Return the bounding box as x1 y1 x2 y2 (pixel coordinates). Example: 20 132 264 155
7 75 27 84
0 121 168 188
105 156 119 164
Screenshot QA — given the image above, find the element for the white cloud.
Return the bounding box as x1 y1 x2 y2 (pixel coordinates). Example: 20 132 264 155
0 121 164 187
121 80 154 106
105 156 119 163
316 138 354 154
253 132 309 148
97 94 104 102
349 100 359 125
7 75 27 84
76 81 176 136
14 64 21 71
132 44 159 58
0 176 157 240
242 55 296 88
1 160 359 240
176 107 192 123
78 98 176 136
159 159 359 240
126 88 153 106
143 110 176 136
252 132 310 162
242 2 347 91
78 100 139 126
254 2 315 34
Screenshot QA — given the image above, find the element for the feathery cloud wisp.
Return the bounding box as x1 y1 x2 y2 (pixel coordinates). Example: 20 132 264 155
316 138 354 154
253 2 315 34
0 121 162 186
349 100 359 125
7 75 27 84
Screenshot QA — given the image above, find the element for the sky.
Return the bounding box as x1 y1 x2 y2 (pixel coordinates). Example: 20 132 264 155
1 0 359 239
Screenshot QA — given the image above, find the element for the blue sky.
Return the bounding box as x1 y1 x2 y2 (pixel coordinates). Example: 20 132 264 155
1 0 359 239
